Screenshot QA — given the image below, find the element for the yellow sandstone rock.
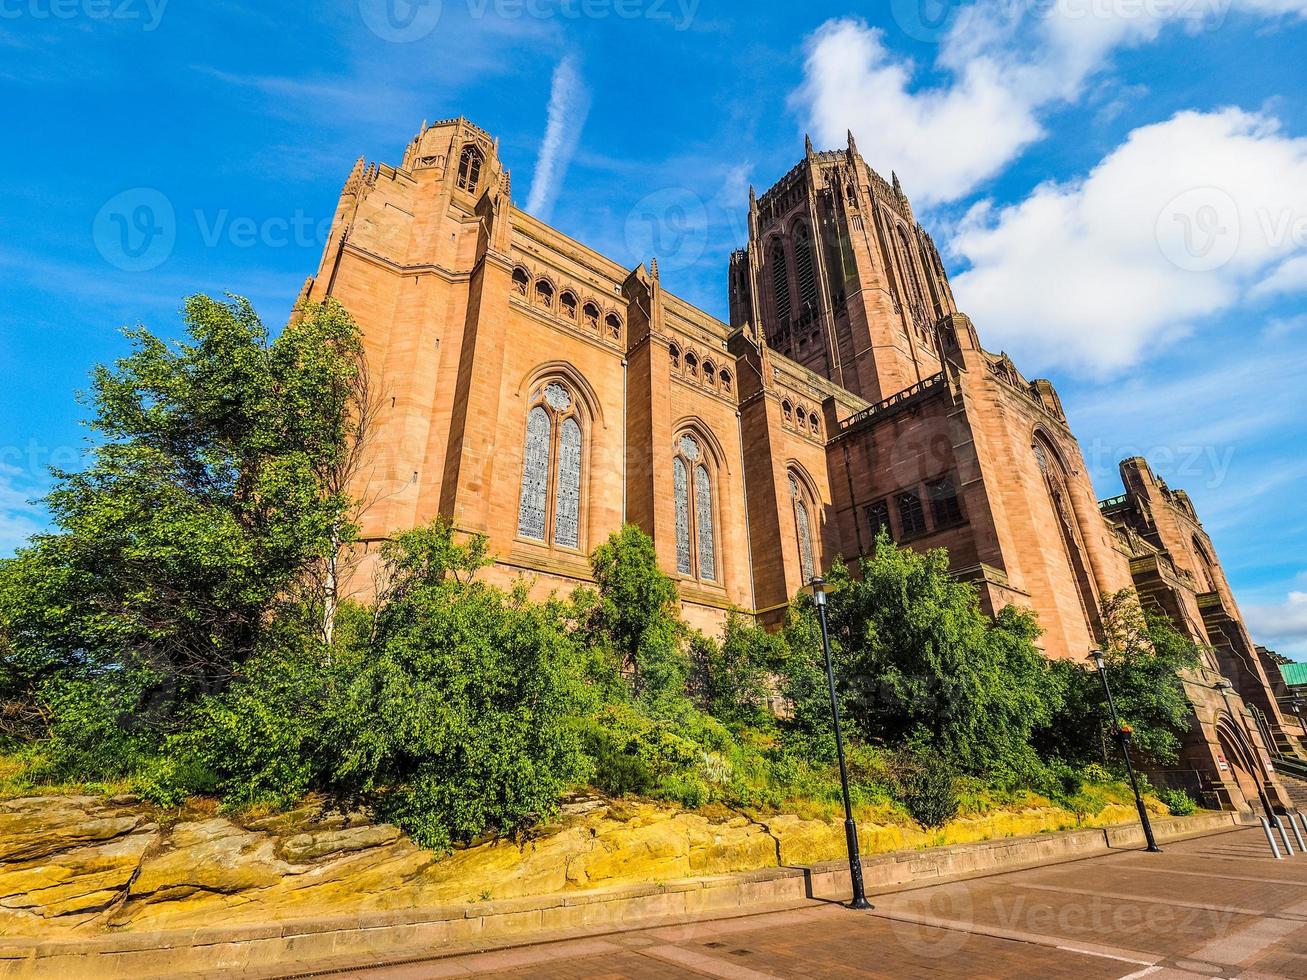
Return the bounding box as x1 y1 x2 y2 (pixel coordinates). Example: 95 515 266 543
0 790 1186 938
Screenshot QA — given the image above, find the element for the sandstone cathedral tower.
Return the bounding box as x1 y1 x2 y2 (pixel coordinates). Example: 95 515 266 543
298 117 1298 815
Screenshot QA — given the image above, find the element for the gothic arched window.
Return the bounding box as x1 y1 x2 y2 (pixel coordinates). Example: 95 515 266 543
808 412 820 435
1193 536 1218 593
685 352 699 378
669 343 681 369
604 312 622 340
534 278 554 310
512 267 529 296
794 225 818 317
790 473 816 582
771 240 792 326
1034 432 1098 627
560 290 577 320
516 380 584 549
719 369 732 394
673 433 716 582
457 143 484 193
582 301 600 330
703 360 716 387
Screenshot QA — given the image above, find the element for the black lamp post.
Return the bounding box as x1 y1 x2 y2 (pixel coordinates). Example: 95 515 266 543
809 576 872 910
1089 648 1161 853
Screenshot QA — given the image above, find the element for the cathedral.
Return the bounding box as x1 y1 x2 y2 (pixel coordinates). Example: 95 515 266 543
298 116 1299 815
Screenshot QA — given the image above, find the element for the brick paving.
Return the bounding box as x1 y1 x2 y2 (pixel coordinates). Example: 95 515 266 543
333 828 1307 979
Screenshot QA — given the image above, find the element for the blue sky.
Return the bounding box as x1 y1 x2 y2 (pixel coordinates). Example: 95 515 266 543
2 0 1306 655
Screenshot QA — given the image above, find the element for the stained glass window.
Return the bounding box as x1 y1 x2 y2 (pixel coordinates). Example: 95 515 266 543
517 381 585 549
552 417 581 548
544 382 571 411
695 464 715 581
517 405 551 541
790 475 814 582
674 457 691 574
673 433 717 582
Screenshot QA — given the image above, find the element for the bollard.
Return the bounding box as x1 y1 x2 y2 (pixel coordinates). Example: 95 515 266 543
1292 813 1307 853
1260 816 1284 859
1274 815 1296 855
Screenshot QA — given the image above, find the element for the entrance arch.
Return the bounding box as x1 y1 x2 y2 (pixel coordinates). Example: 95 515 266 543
1215 716 1267 811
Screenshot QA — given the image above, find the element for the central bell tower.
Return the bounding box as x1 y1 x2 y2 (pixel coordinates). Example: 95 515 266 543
729 132 958 403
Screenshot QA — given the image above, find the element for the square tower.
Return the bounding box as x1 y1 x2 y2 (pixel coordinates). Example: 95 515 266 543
729 132 957 403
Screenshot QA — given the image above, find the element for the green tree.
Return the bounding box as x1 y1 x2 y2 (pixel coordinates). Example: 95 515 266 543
1038 590 1201 767
688 613 784 729
585 525 688 704
0 294 368 759
782 536 1058 779
162 520 591 851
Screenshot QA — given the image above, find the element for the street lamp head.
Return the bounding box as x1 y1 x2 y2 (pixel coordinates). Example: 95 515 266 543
1214 679 1234 695
1088 648 1106 670
804 576 831 606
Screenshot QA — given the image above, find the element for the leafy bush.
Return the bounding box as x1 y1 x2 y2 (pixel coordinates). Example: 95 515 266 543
1036 591 1201 768
782 538 1060 781
892 750 960 829
1159 788 1198 816
1082 762 1112 784
144 521 592 851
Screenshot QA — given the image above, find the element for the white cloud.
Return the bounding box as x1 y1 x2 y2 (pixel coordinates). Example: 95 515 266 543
1245 590 1307 656
792 21 1042 205
792 3 1307 205
526 56 591 223
1252 253 1307 297
949 109 1307 374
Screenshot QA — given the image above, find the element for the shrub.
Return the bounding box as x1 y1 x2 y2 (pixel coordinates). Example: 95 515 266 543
892 750 960 829
1082 762 1112 784
784 541 1060 781
1036 591 1201 769
1159 788 1198 816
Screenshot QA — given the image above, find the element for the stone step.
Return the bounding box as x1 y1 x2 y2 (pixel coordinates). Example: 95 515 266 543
1277 771 1307 807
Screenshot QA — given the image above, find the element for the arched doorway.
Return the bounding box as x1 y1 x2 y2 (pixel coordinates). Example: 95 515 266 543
1216 716 1267 812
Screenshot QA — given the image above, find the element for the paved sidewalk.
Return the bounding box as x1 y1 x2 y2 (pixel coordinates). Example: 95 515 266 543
331 827 1307 979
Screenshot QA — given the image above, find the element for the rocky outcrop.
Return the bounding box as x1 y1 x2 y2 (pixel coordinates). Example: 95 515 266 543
0 793 1168 938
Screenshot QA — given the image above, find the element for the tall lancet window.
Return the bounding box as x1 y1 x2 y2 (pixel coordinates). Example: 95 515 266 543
790 474 815 582
770 240 791 326
673 433 716 581
457 143 484 193
794 226 819 318
516 380 584 549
